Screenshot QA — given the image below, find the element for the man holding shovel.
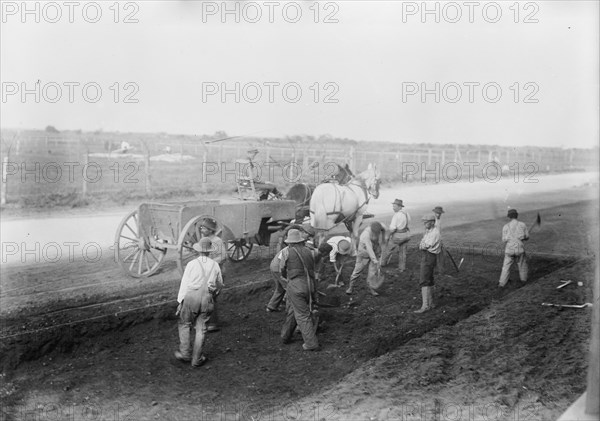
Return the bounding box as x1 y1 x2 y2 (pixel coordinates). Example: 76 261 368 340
498 209 530 287
346 222 386 296
324 236 353 288
415 213 441 313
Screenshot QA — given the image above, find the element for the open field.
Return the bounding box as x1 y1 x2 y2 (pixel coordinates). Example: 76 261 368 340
0 181 597 420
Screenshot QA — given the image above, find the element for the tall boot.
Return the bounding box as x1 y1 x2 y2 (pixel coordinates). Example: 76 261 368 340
414 287 429 313
428 287 435 309
175 323 192 361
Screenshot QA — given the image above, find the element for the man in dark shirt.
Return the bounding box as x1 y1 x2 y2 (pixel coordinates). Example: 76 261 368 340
279 229 321 351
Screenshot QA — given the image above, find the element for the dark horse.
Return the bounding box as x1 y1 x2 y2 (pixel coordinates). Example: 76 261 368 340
285 163 354 222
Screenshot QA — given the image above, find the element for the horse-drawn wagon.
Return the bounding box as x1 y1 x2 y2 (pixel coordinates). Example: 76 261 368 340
114 198 297 277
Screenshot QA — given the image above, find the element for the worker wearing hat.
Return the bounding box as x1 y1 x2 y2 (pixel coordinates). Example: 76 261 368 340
382 199 411 271
266 227 327 313
175 237 223 367
415 213 441 313
498 209 529 287
321 236 354 287
238 148 282 200
279 229 321 351
432 206 446 275
199 218 227 332
346 221 386 296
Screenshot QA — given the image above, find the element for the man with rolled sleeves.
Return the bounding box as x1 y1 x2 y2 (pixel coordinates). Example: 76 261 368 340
346 221 385 296
415 213 441 313
175 237 223 367
498 209 529 287
382 199 411 271
279 229 321 351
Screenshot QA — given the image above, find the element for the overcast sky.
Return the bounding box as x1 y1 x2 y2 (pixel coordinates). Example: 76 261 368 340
1 1 598 148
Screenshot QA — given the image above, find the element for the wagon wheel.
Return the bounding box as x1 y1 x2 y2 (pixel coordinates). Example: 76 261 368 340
227 239 254 263
177 215 235 274
115 209 166 277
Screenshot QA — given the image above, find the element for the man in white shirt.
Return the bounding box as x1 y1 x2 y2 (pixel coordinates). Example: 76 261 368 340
324 236 353 287
382 199 411 271
415 214 441 313
175 238 223 367
346 222 385 296
498 209 529 287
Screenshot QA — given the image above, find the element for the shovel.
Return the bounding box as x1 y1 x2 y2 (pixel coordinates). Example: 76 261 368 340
326 261 345 290
541 302 592 309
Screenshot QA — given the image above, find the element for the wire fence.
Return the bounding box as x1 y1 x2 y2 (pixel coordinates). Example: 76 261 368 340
1 130 596 206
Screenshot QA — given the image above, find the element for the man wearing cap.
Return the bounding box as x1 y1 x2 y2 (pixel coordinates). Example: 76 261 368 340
415 213 441 313
238 148 282 200
346 221 385 296
382 199 411 271
432 206 445 275
175 237 223 367
498 209 529 287
279 229 321 351
319 236 353 287
200 218 227 332
432 206 444 230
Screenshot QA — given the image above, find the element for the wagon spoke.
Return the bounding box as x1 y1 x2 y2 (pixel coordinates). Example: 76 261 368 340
125 223 138 238
128 250 140 271
123 247 139 263
138 250 144 274
148 249 160 263
119 235 137 243
144 252 151 272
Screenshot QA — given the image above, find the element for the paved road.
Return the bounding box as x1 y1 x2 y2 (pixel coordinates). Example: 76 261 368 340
1 172 597 266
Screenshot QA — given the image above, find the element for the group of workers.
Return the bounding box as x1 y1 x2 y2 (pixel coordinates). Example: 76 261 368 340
173 201 530 367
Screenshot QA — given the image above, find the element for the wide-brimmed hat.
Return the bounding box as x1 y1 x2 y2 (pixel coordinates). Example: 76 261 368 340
432 206 445 214
200 218 218 232
337 239 352 255
392 199 404 207
507 209 518 218
422 213 436 222
285 229 305 244
193 237 216 253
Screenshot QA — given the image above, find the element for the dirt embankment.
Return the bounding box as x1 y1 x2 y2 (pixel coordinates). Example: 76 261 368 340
1 199 597 421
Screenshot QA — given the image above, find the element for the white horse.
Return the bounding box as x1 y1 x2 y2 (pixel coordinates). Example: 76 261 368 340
309 164 381 248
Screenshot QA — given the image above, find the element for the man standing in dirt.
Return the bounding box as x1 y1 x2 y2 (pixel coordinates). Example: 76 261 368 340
346 221 385 297
432 206 445 275
381 199 411 271
175 237 223 367
498 209 529 287
200 218 227 332
279 229 321 351
415 214 441 313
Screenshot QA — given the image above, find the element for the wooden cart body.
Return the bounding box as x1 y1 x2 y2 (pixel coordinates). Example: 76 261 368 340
115 198 297 277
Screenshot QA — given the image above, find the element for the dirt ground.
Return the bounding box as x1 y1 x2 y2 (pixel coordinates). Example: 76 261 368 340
1 195 598 421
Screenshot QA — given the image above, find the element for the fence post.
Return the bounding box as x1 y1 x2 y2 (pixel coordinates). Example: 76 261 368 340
82 151 88 199
1 155 8 205
144 144 151 196
202 149 208 194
